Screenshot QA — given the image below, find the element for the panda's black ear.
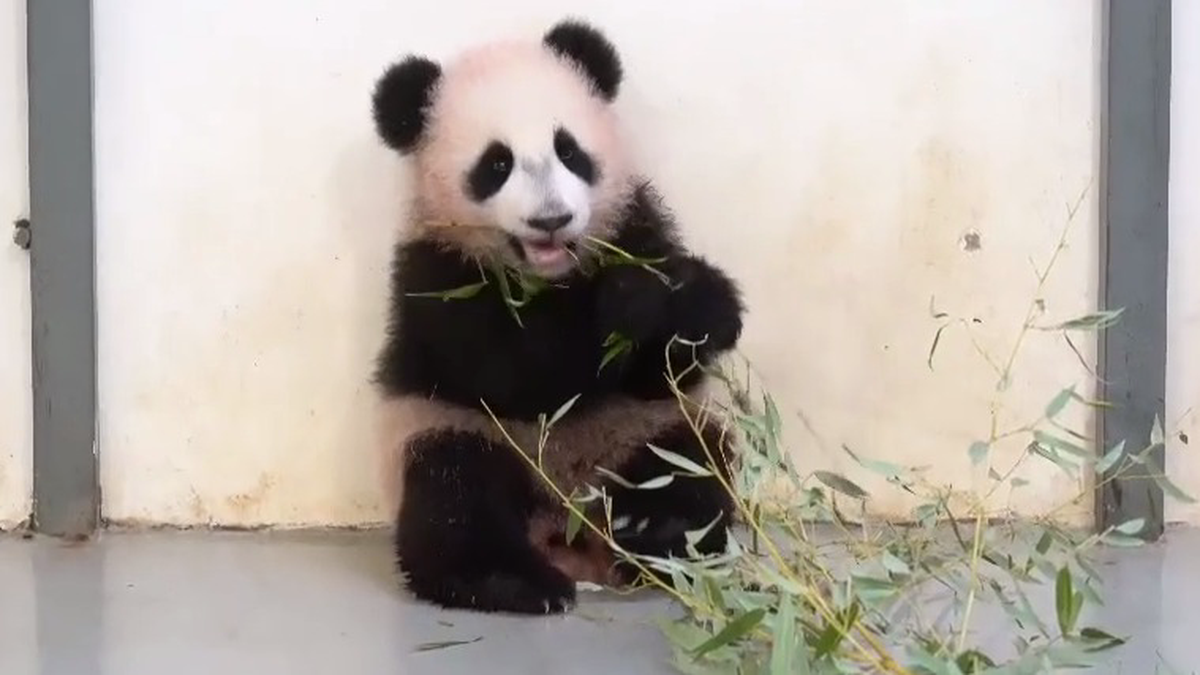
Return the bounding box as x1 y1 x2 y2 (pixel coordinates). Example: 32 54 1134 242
371 56 442 153
544 19 623 102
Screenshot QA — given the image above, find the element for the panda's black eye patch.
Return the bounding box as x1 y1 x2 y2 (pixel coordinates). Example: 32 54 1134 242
466 141 514 202
554 129 597 185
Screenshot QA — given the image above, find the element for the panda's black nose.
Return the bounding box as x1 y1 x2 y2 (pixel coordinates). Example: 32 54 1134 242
526 214 573 233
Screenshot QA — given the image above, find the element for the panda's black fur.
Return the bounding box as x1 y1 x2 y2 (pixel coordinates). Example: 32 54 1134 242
371 19 747 615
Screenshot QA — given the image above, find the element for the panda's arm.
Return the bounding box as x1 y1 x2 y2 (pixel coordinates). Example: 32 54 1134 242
594 189 745 398
597 255 744 398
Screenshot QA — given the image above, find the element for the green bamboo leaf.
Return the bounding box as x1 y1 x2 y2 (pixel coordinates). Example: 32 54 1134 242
703 577 726 614
843 446 904 479
405 280 489 301
1115 518 1145 535
1042 308 1125 331
1045 386 1075 419
813 471 869 499
691 608 766 658
928 323 949 370
636 474 675 490
598 332 634 373
1028 441 1078 476
1033 430 1091 460
564 507 583 546
769 591 797 675
596 466 635 488
413 637 483 652
1055 566 1082 636
547 394 581 429
968 441 989 466
1035 531 1053 555
1078 627 1127 652
1144 456 1198 503
850 574 898 603
648 443 714 477
906 646 964 675
684 511 725 557
955 649 996 673
881 550 911 577
812 602 859 658
1151 414 1165 445
1101 532 1145 548
1095 441 1126 474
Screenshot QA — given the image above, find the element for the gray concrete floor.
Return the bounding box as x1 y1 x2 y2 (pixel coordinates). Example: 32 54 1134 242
0 528 1197 674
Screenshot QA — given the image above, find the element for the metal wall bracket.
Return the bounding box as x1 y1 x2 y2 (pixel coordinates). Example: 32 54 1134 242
12 218 31 250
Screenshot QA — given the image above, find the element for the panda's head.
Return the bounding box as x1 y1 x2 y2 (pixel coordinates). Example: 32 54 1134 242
372 19 631 279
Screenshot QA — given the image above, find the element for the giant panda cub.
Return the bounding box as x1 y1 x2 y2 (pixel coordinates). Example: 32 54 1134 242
371 18 746 615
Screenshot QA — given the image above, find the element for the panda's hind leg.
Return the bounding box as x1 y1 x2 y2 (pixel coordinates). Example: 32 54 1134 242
607 422 735 576
394 428 576 614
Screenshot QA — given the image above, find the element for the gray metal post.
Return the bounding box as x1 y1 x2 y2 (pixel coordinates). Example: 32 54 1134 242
27 0 97 537
1096 0 1172 540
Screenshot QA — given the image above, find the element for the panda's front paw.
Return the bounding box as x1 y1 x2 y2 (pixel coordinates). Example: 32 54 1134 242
481 570 577 615
595 264 673 343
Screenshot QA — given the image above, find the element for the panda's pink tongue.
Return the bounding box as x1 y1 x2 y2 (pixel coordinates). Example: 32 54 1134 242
523 240 568 267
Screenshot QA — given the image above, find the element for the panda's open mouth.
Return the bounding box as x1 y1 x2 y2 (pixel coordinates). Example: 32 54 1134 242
511 236 580 272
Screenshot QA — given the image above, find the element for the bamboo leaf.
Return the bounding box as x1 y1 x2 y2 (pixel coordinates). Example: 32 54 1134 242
812 603 859 658
969 441 990 466
1035 531 1053 556
684 511 725 557
413 637 483 652
956 649 997 673
648 443 714 477
769 591 797 675
843 445 904 479
1151 414 1165 446
1033 430 1091 460
1028 441 1079 476
928 323 949 370
596 467 635 488
1042 308 1125 331
1115 518 1145 535
548 394 581 429
637 474 675 490
565 507 583 546
1144 456 1198 503
1045 386 1075 419
1078 627 1127 652
1101 532 1145 548
1095 441 1126 474
691 608 766 658
598 332 634 373
813 471 869 500
881 550 911 577
1055 567 1080 636
405 280 488 301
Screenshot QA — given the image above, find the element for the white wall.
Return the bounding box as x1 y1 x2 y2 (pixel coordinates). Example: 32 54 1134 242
0 0 31 530
95 0 1101 527
1167 1 1200 525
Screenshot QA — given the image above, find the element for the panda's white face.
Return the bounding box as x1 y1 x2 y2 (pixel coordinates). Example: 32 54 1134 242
412 43 630 279
459 126 596 279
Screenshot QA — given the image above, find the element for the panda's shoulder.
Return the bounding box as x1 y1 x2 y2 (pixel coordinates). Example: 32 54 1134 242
392 238 483 293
